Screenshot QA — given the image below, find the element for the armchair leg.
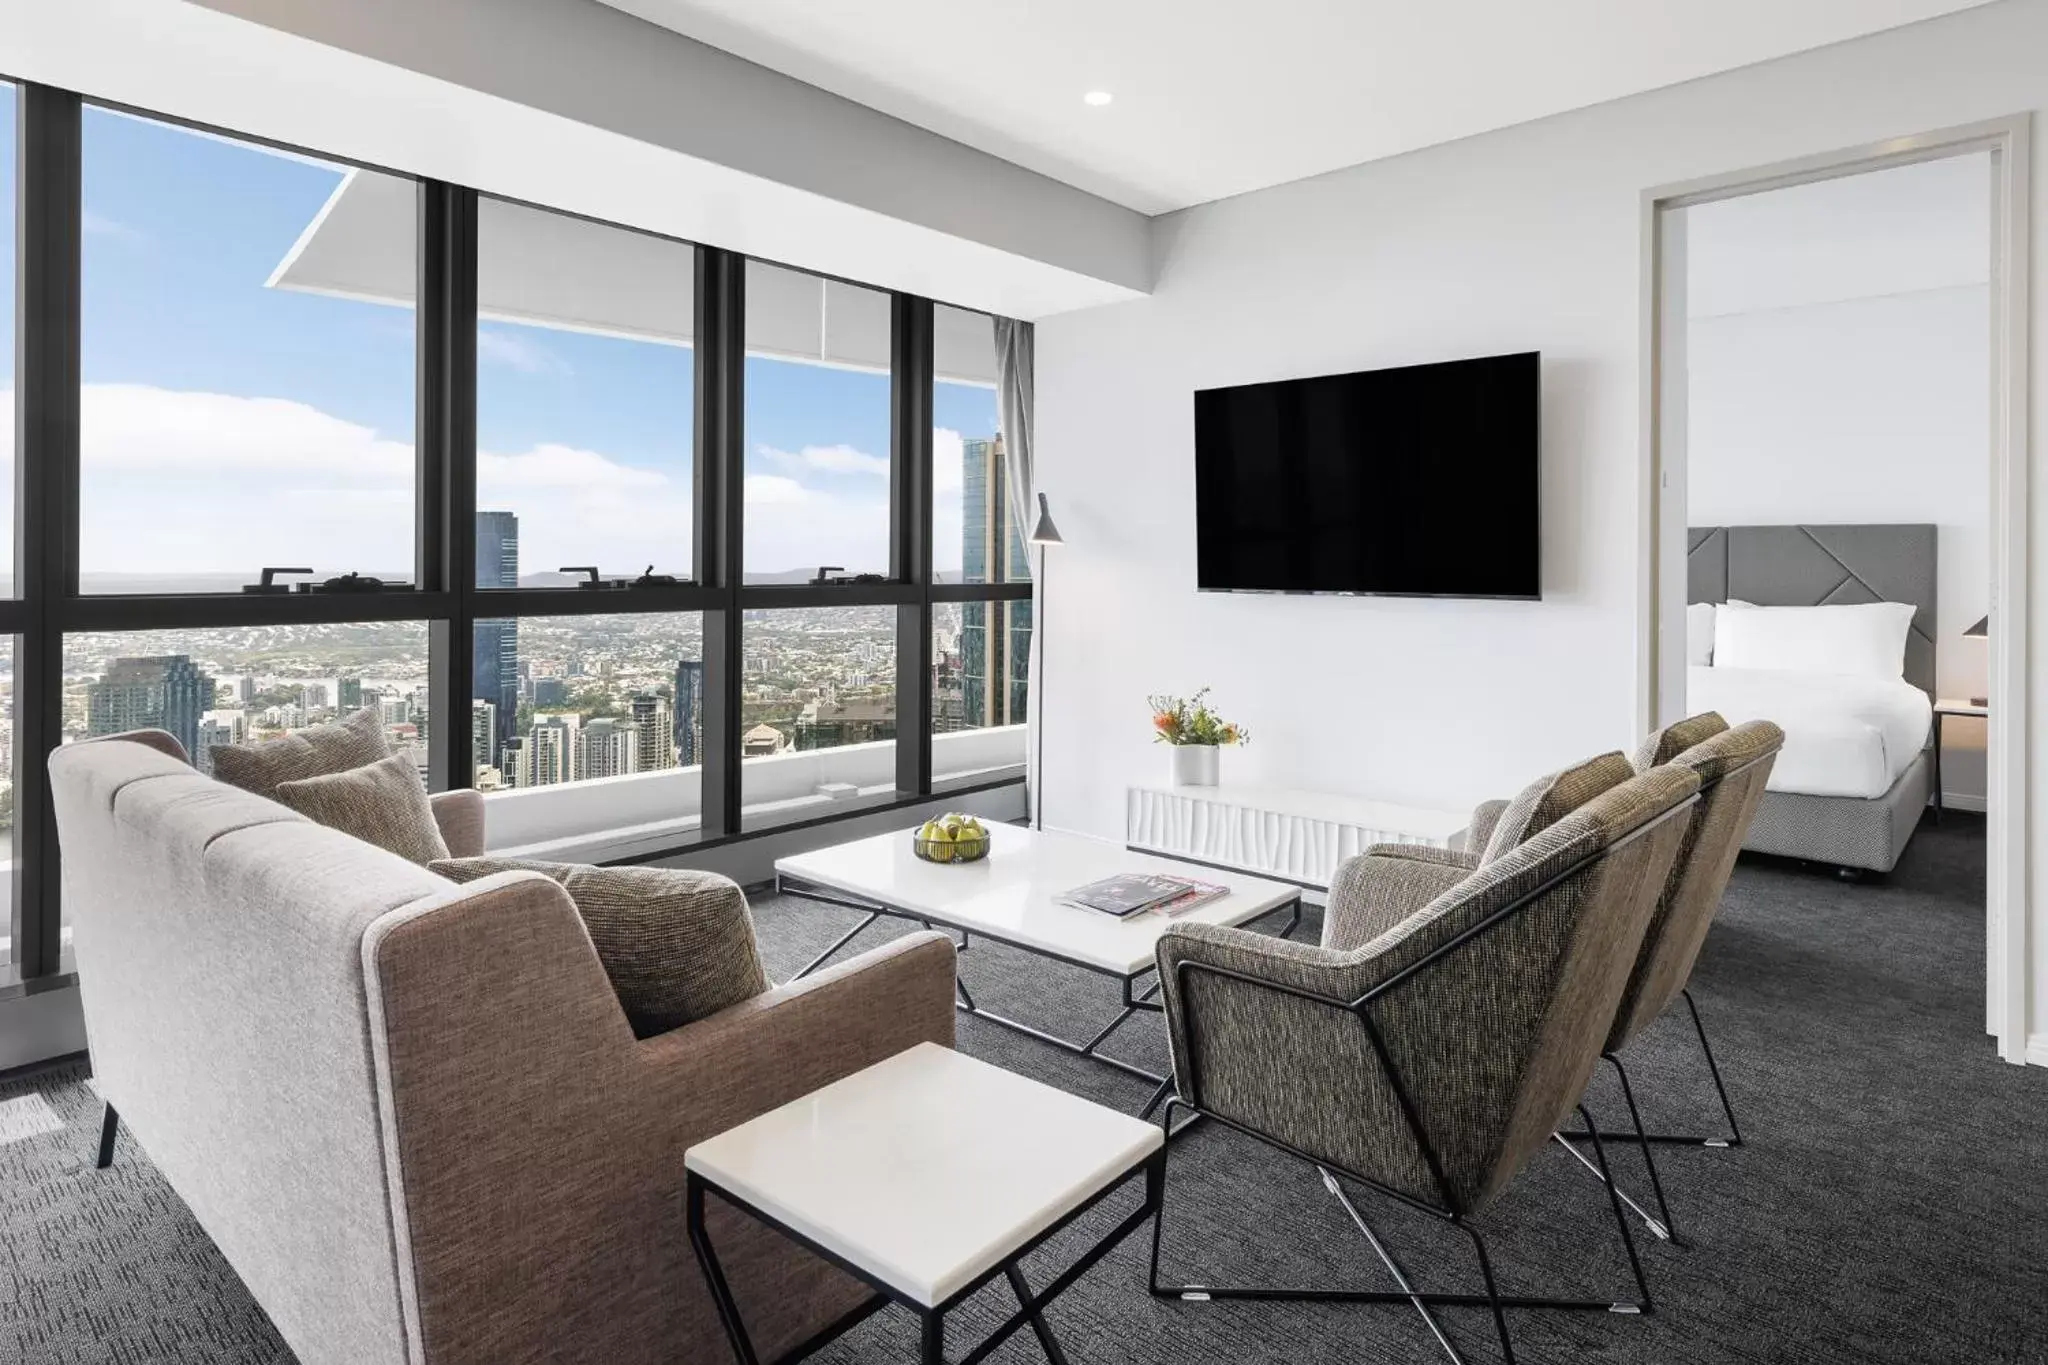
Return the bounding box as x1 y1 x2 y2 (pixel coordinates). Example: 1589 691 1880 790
1606 1055 1686 1247
1683 989 1745 1147
1553 1057 1690 1248
1576 1104 1654 1315
1148 1098 1648 1365
95 1102 119 1169
1557 990 1745 1150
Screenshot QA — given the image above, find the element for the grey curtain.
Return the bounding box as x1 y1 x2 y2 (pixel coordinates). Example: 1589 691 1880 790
992 316 1042 821
992 317 1035 553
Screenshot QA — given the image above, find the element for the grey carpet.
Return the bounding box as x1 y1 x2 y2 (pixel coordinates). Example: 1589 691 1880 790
4 813 2044 1363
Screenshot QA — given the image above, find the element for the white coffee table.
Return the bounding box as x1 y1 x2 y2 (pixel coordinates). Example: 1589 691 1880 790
774 822 1303 1115
686 1042 1165 1365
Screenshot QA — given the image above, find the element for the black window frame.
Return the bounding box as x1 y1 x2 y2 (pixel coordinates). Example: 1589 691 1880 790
4 77 1028 989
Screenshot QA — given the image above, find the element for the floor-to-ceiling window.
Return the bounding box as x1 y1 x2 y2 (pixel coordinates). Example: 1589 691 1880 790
932 303 1031 784
0 74 1028 994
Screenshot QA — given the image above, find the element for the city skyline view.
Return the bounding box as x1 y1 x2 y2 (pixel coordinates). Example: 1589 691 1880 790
0 86 1029 884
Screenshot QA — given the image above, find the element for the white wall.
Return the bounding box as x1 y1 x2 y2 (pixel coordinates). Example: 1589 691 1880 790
1687 284 1991 803
1035 0 2048 1055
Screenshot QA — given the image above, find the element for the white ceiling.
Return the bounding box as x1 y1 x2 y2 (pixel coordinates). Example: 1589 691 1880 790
1686 152 1990 318
597 0 1997 215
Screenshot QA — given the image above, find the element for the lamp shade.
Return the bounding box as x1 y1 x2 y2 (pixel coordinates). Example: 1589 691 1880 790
1028 492 1064 546
1965 616 1989 638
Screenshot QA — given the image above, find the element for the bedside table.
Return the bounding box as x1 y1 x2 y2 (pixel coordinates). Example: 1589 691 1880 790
1931 699 1988 823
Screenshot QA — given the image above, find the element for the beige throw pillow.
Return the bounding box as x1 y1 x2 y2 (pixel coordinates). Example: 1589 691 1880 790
1480 751 1636 863
430 857 769 1038
274 753 451 866
1630 712 1729 774
211 705 391 802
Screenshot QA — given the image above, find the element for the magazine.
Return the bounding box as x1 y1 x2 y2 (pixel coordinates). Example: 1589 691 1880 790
1056 873 1190 917
1146 879 1230 917
1057 873 1230 918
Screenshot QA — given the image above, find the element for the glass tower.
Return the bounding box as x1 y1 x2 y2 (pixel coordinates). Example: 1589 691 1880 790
473 511 520 749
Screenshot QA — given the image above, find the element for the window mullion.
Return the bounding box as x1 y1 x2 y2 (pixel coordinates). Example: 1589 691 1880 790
13 82 82 982
892 294 934 796
420 181 477 794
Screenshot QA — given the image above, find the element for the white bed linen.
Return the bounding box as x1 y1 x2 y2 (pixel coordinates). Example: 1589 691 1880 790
1685 665 1931 799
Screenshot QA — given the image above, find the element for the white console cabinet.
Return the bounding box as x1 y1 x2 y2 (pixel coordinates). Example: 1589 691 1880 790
1125 783 1468 891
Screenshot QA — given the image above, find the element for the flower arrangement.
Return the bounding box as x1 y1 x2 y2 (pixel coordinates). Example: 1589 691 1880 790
1147 688 1249 748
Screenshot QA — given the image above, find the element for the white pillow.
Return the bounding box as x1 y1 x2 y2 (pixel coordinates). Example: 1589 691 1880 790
1686 603 1716 666
1712 601 1916 679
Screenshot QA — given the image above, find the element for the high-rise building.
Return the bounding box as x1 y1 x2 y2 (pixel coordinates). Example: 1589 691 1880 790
673 659 706 767
631 695 675 772
532 676 569 709
474 511 520 749
500 735 529 790
86 655 218 760
960 434 1030 727
471 699 498 773
576 718 638 781
527 715 576 787
794 695 896 751
194 716 239 776
338 676 364 710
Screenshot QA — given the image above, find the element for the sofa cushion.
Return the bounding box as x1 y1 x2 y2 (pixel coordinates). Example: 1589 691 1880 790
211 706 391 802
274 753 452 866
429 857 769 1037
1480 751 1636 863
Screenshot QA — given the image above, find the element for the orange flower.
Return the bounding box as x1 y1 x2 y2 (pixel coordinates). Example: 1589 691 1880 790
1220 725 1239 745
1153 712 1178 733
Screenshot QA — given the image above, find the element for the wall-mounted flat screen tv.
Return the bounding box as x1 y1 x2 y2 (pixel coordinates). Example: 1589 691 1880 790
1193 351 1540 599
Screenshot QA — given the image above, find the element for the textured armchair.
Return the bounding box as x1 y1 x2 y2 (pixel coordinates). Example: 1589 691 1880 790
1150 764 1699 1360
1554 713 1784 1245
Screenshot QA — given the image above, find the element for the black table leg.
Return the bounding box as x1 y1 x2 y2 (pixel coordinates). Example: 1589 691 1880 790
686 1174 761 1365
1931 712 1945 824
920 1311 946 1365
1005 1264 1070 1365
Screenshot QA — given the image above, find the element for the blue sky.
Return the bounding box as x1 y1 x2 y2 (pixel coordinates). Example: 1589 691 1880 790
14 103 1002 583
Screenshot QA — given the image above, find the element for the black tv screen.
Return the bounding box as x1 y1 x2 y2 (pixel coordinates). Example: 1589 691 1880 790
1193 351 1540 599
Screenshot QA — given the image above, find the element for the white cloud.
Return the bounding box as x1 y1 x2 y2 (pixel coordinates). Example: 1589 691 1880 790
0 385 898 580
82 210 149 249
478 443 668 490
932 427 965 495
743 474 818 505
760 442 889 478
476 327 569 376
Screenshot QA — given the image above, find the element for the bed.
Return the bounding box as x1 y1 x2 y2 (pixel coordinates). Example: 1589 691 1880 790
1687 524 1937 874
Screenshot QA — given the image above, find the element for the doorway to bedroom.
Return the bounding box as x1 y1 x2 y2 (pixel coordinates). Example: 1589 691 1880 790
1643 121 2031 1062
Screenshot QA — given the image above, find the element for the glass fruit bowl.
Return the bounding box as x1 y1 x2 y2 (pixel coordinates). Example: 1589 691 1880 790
913 815 991 864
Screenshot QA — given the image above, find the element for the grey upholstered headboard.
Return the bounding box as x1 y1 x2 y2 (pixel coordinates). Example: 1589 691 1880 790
1687 523 1938 698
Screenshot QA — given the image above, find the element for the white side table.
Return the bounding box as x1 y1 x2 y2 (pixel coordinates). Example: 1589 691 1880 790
1931 698 1987 824
1127 783 1469 890
686 1042 1165 1365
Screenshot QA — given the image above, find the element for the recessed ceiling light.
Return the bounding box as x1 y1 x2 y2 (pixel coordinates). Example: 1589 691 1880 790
1083 91 1114 107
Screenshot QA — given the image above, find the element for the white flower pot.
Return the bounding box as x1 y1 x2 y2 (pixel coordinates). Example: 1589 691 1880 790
1171 744 1220 787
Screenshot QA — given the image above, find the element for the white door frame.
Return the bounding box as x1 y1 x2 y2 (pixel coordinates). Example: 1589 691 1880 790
1638 114 2034 1064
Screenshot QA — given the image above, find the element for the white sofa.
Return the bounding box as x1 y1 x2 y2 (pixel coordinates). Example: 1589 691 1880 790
48 733 956 1365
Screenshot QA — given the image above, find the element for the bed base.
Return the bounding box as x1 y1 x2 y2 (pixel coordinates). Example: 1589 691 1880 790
1740 748 1932 876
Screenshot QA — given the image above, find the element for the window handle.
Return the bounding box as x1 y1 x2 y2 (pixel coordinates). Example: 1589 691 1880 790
631 565 686 588
560 566 624 591
813 565 846 585
243 566 314 595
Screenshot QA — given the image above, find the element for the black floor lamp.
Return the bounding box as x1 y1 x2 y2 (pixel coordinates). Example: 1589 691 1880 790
1028 492 1064 829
